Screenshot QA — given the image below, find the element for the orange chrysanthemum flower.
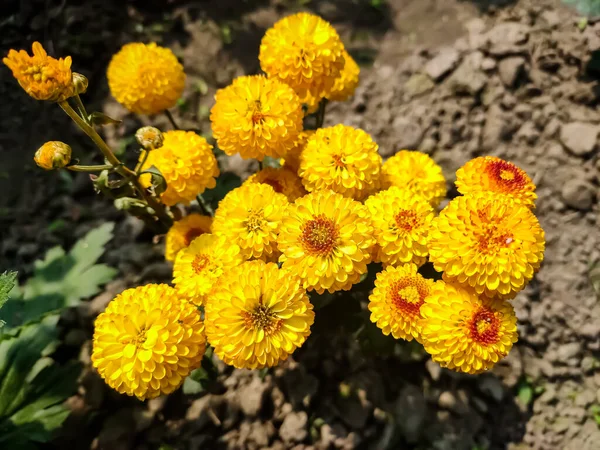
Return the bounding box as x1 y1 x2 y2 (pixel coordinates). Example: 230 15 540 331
428 192 545 299
368 264 435 342
455 156 537 209
107 42 185 115
3 41 74 102
164 214 213 262
382 151 447 208
420 282 518 374
259 12 345 100
210 75 303 161
243 166 306 202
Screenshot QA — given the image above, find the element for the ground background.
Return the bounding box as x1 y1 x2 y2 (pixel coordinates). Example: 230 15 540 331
1 0 600 449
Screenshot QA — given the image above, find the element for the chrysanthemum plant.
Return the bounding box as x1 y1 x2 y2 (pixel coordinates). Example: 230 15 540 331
6 12 545 401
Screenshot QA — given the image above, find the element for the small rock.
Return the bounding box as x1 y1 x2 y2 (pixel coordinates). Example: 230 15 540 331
478 375 505 402
553 417 571 434
404 73 435 98
320 423 348 448
485 22 529 56
239 377 271 417
390 117 424 152
559 122 599 156
249 421 274 447
424 48 461 81
498 57 526 87
561 179 596 211
556 342 583 361
438 391 465 413
426 359 442 381
481 57 497 71
580 322 600 338
449 59 487 95
279 411 308 443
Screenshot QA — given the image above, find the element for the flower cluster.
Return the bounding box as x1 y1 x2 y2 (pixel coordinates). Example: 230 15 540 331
6 14 545 401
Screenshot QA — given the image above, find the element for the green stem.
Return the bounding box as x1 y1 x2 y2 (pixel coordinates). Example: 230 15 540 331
67 164 113 172
73 94 89 121
315 98 328 129
165 109 180 130
196 194 214 217
135 149 150 175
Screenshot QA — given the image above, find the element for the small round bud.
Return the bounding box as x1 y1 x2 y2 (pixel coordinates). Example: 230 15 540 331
135 126 164 150
72 72 89 95
34 141 72 170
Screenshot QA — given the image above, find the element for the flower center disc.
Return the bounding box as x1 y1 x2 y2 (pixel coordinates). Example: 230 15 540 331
246 210 265 231
301 215 339 255
192 254 211 274
394 209 419 232
486 160 525 191
470 308 500 345
332 154 345 168
244 303 281 336
389 277 427 316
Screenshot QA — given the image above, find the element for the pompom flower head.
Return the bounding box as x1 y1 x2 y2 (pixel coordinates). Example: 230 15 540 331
3 41 74 102
278 190 375 294
205 260 314 369
365 187 434 267
210 75 303 161
382 151 447 208
259 12 345 99
173 233 243 305
212 183 289 261
107 42 185 115
299 124 382 201
34 141 72 170
91 284 206 400
368 264 434 342
139 130 219 206
328 50 360 102
243 166 306 202
455 156 537 208
428 192 545 299
420 282 518 374
165 214 212 262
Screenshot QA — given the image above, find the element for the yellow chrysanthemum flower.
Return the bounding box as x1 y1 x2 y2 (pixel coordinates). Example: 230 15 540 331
298 90 321 115
368 264 434 342
420 282 518 374
210 75 303 161
3 41 74 102
364 187 434 267
299 125 382 201
280 130 315 174
278 190 375 294
165 214 212 262
212 184 288 261
428 192 545 299
259 12 345 99
328 50 360 102
173 233 243 305
382 151 447 208
91 284 206 400
455 156 537 209
205 260 314 369
243 166 306 202
139 130 219 206
107 42 185 115
34 141 72 170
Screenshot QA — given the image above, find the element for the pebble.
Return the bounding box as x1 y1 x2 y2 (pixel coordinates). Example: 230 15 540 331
279 411 308 443
561 179 596 211
498 56 526 87
424 48 461 80
559 122 599 156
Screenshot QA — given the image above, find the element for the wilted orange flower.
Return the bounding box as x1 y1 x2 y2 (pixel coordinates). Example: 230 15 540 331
4 41 74 102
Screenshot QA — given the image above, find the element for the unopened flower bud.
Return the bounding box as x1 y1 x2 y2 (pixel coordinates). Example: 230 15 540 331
72 72 89 95
135 126 164 150
34 141 72 170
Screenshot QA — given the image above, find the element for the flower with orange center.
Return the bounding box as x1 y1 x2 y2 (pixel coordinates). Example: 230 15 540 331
139 130 219 206
455 156 537 209
212 183 289 261
173 233 243 305
243 166 306 202
428 192 545 299
107 42 185 115
278 190 375 294
259 12 345 100
210 75 303 161
368 264 435 342
328 50 360 102
382 150 447 208
91 284 206 400
164 214 213 262
299 124 382 201
205 260 314 369
419 282 518 374
4 41 74 102
365 187 434 267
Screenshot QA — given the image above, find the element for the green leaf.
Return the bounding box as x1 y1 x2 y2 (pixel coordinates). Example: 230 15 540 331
0 316 80 447
0 271 17 311
518 383 533 406
141 165 167 196
183 352 219 395
2 224 117 331
563 0 600 16
201 172 242 211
